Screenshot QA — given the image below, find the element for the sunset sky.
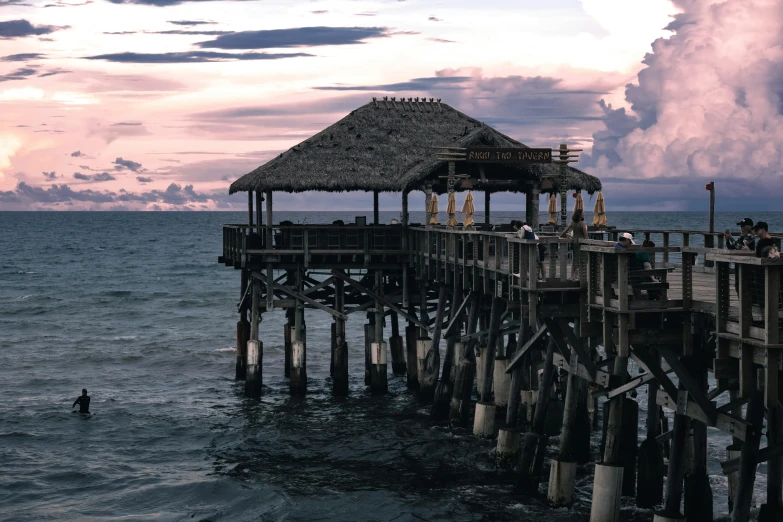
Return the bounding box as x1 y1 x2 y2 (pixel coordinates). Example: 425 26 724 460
0 0 780 211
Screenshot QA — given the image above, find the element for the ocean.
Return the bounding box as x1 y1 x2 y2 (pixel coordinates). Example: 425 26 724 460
2 211 781 522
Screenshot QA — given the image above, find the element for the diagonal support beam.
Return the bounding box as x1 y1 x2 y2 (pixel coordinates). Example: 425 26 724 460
658 345 716 422
302 276 335 297
443 293 471 338
554 318 599 376
332 269 430 332
507 323 548 373
253 272 346 320
631 348 679 401
461 320 521 343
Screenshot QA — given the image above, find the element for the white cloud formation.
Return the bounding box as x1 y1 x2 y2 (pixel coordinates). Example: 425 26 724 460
0 134 22 191
584 0 783 183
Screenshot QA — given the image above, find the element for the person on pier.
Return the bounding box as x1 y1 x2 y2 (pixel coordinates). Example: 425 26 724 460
521 223 546 280
753 221 775 257
614 232 635 249
559 209 588 281
725 217 755 251
72 389 90 414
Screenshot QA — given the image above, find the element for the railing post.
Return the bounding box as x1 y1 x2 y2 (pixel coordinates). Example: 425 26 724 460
663 232 670 265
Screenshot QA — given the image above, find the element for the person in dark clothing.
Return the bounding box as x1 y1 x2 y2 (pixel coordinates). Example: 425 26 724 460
72 389 90 413
726 218 755 251
753 222 775 258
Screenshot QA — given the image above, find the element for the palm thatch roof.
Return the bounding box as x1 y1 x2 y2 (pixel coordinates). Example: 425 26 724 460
229 98 601 195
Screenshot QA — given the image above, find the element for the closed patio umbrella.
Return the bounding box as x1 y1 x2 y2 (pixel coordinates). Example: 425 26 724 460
574 192 584 213
547 193 557 224
592 191 606 227
446 192 458 227
462 191 475 227
428 193 439 225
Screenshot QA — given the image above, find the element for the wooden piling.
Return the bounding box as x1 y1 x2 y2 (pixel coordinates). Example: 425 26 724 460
405 316 418 389
547 342 581 507
450 292 479 428
236 315 248 380
433 277 462 416
684 351 713 522
731 388 765 522
370 271 388 395
284 306 294 379
389 311 406 375
518 334 556 487
290 271 306 394
245 281 262 397
421 285 447 401
637 348 664 508
333 277 348 396
760 406 783 521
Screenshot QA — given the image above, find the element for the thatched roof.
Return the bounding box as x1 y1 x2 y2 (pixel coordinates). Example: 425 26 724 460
229 99 601 195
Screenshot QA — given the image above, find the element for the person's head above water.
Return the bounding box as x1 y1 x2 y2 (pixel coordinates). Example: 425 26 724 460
82 389 87 396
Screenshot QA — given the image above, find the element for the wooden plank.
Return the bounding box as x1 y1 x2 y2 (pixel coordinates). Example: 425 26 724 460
553 318 599 376
443 292 471 338
631 349 679 401
657 389 747 441
252 272 346 320
302 276 335 297
721 443 783 475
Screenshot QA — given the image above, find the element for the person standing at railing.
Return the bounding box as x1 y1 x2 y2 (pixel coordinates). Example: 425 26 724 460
520 223 546 280
559 208 588 281
753 222 775 257
725 218 755 251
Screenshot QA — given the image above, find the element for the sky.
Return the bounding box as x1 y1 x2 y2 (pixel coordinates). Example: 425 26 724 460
0 0 780 212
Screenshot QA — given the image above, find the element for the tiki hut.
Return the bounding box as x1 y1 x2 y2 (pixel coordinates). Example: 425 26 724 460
230 98 601 228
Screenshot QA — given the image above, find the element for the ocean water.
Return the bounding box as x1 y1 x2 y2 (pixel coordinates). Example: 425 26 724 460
1 210 781 522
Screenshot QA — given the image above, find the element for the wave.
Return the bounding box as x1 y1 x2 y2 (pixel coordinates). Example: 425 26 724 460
214 347 235 352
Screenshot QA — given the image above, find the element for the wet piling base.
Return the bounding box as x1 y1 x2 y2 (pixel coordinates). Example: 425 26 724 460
370 342 387 395
290 340 306 394
389 335 406 375
547 459 577 508
332 341 348 396
590 464 623 522
495 428 520 468
473 401 495 438
244 340 262 397
493 358 510 410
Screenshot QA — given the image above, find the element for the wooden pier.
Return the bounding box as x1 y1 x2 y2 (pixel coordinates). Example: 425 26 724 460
218 99 783 521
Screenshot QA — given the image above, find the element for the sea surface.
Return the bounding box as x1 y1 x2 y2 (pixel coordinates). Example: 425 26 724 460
2 210 782 522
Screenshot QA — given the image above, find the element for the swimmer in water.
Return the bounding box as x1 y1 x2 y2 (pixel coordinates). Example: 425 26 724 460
72 388 90 414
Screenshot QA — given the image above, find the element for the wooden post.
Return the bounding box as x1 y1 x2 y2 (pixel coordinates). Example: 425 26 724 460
247 190 253 228
416 282 430 390
684 349 713 522
705 181 715 267
245 280 262 397
450 292 479 427
424 184 432 225
265 190 273 250
529 183 541 231
405 303 419 389
506 321 531 426
761 407 783 521
420 285 447 401
389 312 406 375
548 339 581 507
290 270 306 394
732 387 765 522
479 296 504 403
373 190 380 225
433 276 462 416
637 348 665 508
333 277 348 396
370 270 387 395
484 191 490 226
236 270 249 380
364 313 374 387
518 334 556 486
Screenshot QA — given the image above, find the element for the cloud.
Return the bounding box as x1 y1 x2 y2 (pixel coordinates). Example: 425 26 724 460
1 53 45 61
73 172 89 180
315 75 471 91
84 51 313 63
311 10 327 14
580 0 783 184
428 16 442 22
196 26 391 50
427 38 455 43
136 175 153 183
0 20 66 39
39 69 70 77
355 12 377 17
71 150 83 157
42 171 57 180
0 67 38 82
107 0 251 5
92 172 116 181
168 20 216 26
147 30 232 36
113 157 142 172
112 121 142 126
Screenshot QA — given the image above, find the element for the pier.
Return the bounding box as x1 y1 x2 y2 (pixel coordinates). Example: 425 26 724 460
218 99 783 521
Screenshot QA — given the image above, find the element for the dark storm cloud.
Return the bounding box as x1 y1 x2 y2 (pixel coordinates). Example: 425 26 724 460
16 182 115 203
42 171 57 180
0 67 38 82
314 76 470 91
113 157 142 172
136 176 153 183
168 20 217 26
0 20 67 39
73 172 90 180
84 50 313 63
92 172 116 182
1 53 45 61
196 26 390 50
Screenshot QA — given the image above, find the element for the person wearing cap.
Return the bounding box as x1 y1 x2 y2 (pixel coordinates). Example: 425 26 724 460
520 223 546 280
726 218 755 251
615 232 635 250
753 221 775 258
